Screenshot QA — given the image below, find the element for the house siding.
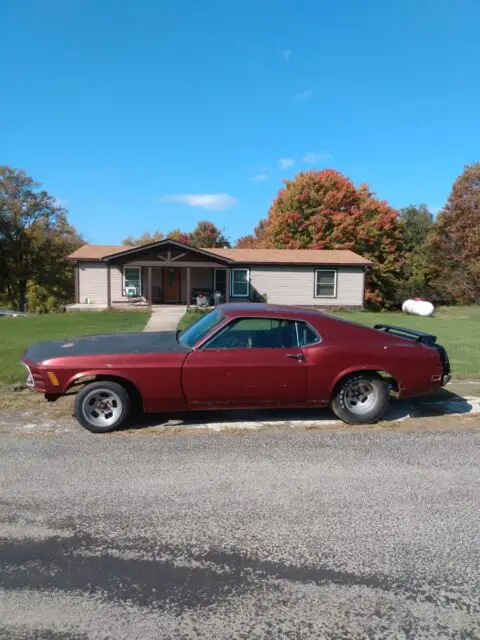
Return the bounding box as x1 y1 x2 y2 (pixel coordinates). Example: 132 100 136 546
110 266 123 300
78 262 108 305
76 263 365 307
245 265 365 306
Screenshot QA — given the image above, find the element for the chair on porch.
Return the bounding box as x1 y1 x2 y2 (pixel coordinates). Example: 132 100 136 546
123 287 148 305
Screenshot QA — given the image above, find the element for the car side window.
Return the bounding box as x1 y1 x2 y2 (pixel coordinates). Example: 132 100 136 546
296 321 321 347
204 317 299 349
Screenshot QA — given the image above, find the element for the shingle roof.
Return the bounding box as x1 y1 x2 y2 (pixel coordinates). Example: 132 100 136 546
67 243 371 266
207 248 371 265
68 245 126 260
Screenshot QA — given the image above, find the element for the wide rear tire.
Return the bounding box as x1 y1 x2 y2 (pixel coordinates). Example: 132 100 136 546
331 373 390 425
74 381 131 433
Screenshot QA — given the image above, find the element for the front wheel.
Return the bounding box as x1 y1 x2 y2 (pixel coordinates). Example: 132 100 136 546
74 381 131 433
331 373 389 425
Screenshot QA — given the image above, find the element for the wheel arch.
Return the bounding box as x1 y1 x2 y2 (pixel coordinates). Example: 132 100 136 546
329 367 399 398
66 372 144 411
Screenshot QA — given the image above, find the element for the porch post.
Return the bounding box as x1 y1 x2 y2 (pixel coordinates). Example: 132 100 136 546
74 264 79 303
225 269 230 303
147 266 153 305
107 263 112 308
186 267 191 307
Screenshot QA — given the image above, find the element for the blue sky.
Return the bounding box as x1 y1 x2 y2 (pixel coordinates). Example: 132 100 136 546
2 0 479 244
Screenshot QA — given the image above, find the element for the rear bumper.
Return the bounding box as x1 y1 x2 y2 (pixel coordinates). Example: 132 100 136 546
443 373 452 386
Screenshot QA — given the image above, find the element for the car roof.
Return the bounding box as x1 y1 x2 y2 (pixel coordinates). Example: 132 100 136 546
218 303 325 321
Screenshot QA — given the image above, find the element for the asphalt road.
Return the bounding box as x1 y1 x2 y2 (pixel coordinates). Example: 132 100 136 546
1 425 480 639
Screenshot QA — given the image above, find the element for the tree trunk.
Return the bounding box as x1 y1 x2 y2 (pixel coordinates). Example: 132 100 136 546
18 281 27 312
6 283 18 310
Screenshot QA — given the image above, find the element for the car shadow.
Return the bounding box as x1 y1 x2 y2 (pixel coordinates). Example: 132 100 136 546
129 389 475 431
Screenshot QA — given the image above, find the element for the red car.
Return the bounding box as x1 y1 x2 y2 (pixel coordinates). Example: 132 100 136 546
22 304 451 433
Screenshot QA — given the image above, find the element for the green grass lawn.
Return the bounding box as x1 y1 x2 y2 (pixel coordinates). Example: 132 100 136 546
0 311 150 384
177 308 210 331
178 306 480 380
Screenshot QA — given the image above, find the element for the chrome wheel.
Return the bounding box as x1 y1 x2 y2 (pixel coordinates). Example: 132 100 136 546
344 379 379 416
81 388 123 428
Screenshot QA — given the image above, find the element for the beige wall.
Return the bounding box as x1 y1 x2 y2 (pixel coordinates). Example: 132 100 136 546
238 265 365 306
78 262 108 305
77 263 365 307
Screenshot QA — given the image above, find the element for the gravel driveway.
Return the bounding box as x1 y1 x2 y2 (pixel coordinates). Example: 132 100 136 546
2 424 480 639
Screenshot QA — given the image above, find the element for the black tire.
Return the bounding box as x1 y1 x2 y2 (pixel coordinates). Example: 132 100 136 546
74 381 131 433
331 373 389 425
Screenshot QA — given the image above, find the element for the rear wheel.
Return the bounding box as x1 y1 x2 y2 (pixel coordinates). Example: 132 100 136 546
331 373 389 424
75 381 131 433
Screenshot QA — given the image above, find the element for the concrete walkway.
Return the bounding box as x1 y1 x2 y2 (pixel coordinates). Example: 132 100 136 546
143 306 186 332
144 305 186 331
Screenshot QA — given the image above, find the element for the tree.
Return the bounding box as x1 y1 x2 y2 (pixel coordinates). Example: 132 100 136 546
123 230 164 246
400 204 433 251
235 234 257 248
166 229 191 244
0 166 83 311
122 220 229 249
254 170 405 307
397 205 435 300
188 220 230 248
427 163 480 303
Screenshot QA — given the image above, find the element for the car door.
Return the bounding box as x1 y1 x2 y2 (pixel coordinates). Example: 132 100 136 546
181 317 307 409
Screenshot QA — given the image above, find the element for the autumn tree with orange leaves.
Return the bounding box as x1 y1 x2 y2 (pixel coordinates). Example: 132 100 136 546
251 170 406 307
426 163 480 303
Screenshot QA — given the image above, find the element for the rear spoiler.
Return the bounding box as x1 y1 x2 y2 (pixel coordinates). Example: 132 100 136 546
374 324 437 346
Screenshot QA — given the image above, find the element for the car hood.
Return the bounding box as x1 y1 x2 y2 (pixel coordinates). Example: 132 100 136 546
23 331 190 364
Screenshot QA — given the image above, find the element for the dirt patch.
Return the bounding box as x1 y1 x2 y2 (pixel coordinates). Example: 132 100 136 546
0 388 74 417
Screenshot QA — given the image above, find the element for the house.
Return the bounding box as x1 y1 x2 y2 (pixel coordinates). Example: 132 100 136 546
67 239 371 308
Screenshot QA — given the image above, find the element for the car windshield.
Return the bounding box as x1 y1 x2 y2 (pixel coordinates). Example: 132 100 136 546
178 309 225 348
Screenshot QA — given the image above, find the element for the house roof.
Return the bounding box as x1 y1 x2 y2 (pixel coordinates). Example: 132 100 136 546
207 248 371 265
67 242 371 266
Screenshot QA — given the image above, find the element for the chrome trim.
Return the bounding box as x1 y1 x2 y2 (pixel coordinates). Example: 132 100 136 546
23 364 34 388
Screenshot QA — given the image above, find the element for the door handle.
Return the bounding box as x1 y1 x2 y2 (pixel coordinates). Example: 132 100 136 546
286 353 304 361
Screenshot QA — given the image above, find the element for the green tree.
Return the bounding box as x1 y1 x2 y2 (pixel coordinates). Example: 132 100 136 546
400 204 433 251
0 166 83 311
396 205 435 301
427 163 480 303
255 169 405 307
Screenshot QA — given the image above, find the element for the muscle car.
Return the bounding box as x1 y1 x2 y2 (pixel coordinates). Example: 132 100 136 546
21 304 451 433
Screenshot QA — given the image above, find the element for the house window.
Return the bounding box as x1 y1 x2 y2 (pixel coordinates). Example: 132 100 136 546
231 268 249 297
315 269 337 298
123 266 142 295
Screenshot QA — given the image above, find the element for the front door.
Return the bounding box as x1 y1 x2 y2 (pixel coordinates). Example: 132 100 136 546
182 317 307 409
163 268 181 303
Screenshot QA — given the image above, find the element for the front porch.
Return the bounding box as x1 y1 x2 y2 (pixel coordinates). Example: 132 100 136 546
104 240 233 308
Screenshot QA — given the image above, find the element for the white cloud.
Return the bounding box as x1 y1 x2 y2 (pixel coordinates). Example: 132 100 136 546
158 193 236 211
252 172 268 181
279 158 294 169
282 49 291 61
293 89 312 101
302 151 332 164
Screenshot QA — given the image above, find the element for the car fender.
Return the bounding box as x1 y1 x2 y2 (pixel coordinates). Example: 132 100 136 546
64 368 141 393
328 364 402 395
